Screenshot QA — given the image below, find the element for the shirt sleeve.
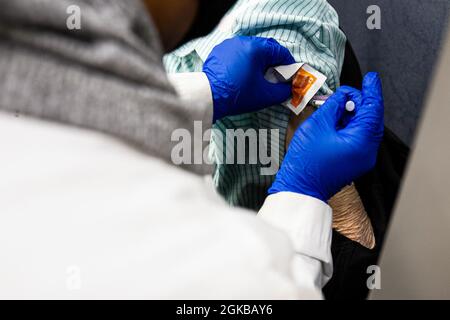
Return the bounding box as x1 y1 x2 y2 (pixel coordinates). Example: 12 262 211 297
258 192 333 297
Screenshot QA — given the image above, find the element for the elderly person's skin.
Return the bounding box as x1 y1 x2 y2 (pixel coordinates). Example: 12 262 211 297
143 0 199 51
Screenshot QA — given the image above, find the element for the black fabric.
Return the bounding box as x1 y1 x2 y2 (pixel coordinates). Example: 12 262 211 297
176 0 238 48
340 41 363 89
323 42 410 300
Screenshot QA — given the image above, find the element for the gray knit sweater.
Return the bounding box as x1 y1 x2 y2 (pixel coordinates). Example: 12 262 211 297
0 0 213 175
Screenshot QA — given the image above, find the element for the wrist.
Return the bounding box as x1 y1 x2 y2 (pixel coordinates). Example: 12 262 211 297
203 67 243 123
203 68 233 123
268 179 328 203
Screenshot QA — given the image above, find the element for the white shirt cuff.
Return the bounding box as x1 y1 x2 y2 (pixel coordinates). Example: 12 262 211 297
167 72 213 110
258 192 333 289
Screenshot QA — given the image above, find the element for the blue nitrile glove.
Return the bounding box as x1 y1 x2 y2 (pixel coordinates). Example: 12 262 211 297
203 36 295 122
269 72 384 202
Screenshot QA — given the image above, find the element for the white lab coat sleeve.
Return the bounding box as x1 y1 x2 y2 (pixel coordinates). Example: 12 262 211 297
167 72 213 110
258 192 333 295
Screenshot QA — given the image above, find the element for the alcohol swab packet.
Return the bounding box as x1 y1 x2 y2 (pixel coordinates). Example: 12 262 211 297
265 63 327 115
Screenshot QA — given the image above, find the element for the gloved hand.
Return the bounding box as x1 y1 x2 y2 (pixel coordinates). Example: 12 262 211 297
269 72 384 202
203 36 295 122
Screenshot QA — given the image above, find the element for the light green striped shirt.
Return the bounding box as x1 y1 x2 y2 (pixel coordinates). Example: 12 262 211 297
164 0 346 211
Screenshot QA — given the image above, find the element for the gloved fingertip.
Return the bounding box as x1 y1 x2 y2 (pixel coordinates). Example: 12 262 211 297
337 85 360 95
263 38 295 67
362 72 382 99
265 37 278 45
326 89 348 107
364 71 380 83
337 85 363 106
278 44 296 64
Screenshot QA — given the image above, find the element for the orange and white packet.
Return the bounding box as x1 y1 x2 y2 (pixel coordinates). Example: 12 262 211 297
265 63 327 115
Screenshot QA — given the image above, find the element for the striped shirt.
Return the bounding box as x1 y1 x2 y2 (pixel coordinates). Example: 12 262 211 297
164 0 346 211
